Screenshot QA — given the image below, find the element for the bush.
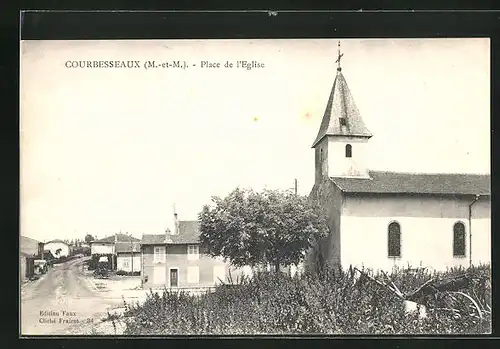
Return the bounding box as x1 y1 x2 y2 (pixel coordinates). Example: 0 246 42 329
117 270 141 276
87 254 116 270
114 264 491 335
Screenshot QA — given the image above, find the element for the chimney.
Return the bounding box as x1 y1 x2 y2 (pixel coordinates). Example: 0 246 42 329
164 234 172 244
173 204 179 235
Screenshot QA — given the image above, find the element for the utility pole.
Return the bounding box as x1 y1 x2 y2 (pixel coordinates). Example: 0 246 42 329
130 233 134 274
294 178 298 195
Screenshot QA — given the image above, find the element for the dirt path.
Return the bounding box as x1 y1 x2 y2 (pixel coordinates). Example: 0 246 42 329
20 257 125 336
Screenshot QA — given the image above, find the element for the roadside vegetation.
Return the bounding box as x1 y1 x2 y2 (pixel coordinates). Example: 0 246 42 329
104 264 490 335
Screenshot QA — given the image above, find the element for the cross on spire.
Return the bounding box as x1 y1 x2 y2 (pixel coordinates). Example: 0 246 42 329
335 41 344 71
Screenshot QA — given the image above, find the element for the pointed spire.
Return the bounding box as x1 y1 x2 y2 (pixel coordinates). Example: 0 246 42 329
312 42 372 148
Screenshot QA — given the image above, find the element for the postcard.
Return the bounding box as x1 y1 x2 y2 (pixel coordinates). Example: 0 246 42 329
20 38 491 336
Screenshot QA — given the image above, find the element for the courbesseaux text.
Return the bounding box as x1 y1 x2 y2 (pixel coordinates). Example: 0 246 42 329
65 60 141 68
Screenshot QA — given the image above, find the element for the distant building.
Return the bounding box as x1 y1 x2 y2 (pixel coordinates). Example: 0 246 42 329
44 239 70 258
90 233 141 271
116 241 141 273
90 233 140 256
20 236 40 257
306 43 491 273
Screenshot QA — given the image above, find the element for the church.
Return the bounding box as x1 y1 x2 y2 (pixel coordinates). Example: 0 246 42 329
306 43 491 273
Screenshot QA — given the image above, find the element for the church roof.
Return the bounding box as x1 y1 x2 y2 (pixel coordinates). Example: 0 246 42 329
312 68 372 148
331 171 490 196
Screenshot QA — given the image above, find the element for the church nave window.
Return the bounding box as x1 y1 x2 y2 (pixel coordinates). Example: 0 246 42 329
345 144 352 158
453 222 466 257
388 222 401 258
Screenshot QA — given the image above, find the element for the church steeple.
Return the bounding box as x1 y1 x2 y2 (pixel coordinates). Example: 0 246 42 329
312 42 372 148
313 42 372 181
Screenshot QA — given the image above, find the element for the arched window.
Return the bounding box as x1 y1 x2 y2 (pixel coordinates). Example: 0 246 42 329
388 222 401 258
320 148 323 161
345 144 352 158
453 222 466 257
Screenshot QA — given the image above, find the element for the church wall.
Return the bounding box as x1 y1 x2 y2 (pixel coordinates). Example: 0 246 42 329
306 179 343 272
471 197 491 266
339 194 491 271
314 138 329 183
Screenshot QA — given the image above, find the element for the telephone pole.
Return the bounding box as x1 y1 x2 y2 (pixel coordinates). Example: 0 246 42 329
130 233 134 274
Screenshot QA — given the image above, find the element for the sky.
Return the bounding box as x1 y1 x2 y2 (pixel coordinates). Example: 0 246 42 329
20 38 490 242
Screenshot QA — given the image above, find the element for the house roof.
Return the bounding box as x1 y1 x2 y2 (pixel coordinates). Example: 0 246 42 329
115 241 141 253
20 236 41 255
312 68 372 148
175 221 201 244
141 234 166 245
93 233 140 244
330 171 491 196
141 221 201 246
45 239 68 245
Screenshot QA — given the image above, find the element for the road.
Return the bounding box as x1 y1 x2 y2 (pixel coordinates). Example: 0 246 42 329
20 257 124 336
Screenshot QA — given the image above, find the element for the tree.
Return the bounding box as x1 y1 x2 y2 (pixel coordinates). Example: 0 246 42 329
199 188 329 272
85 234 95 243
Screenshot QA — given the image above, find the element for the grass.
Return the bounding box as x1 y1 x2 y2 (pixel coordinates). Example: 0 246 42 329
106 264 491 335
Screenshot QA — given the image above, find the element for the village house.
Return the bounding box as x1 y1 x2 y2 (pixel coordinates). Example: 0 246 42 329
116 241 141 273
306 44 491 273
20 236 40 257
91 233 141 270
140 214 236 289
90 236 116 255
44 239 70 258
90 233 140 255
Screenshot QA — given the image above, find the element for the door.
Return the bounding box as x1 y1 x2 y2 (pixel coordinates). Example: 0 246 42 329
153 266 166 285
170 268 178 287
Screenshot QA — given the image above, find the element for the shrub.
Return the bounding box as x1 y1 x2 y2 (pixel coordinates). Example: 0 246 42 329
87 254 115 270
113 264 491 335
117 270 140 276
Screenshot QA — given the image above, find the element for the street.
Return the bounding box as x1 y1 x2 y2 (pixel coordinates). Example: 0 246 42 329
20 257 126 336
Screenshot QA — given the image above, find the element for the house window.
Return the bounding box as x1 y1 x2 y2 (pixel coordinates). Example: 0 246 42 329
453 222 466 257
339 117 347 126
345 144 352 158
154 246 166 263
388 222 401 258
123 260 129 268
187 245 199 261
187 266 200 284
